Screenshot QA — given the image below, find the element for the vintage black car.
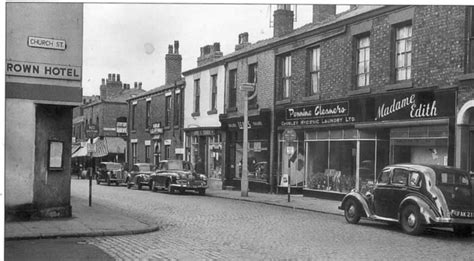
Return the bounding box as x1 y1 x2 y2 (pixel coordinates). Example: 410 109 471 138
96 162 125 186
126 163 155 190
150 160 208 195
340 164 474 236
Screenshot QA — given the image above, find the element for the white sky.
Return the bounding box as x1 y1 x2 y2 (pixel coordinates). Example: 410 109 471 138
82 3 341 95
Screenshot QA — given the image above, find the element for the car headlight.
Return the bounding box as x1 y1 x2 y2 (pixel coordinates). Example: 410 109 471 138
107 171 111 175
200 174 207 181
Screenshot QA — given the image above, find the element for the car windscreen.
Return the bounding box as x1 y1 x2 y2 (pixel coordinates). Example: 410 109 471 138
138 165 154 171
104 163 122 170
167 161 185 170
435 169 470 186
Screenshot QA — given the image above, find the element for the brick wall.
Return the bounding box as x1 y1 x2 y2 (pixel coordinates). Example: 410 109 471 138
279 5 467 104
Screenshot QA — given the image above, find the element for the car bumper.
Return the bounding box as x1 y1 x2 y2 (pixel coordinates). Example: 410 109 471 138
170 184 208 190
429 217 474 225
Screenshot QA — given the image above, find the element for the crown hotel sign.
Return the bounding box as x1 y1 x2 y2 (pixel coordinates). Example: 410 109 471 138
6 60 81 81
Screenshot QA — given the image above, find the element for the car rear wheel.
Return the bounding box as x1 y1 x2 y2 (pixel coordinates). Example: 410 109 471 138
453 224 472 237
344 198 361 224
400 205 424 236
127 182 132 189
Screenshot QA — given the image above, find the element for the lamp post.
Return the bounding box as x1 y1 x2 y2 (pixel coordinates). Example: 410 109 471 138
240 83 255 197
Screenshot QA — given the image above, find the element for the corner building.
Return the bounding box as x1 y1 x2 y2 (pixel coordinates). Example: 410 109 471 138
5 3 83 219
273 5 472 200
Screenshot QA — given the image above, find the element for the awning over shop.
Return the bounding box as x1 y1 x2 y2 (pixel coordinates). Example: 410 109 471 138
72 142 88 158
104 137 126 154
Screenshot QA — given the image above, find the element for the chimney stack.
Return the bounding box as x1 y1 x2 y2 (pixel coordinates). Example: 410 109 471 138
235 32 251 51
165 40 182 85
139 82 142 89
273 4 294 37
312 5 336 24
197 42 223 67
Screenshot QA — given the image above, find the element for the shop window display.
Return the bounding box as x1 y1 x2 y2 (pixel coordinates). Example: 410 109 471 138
235 141 269 182
208 135 222 179
280 141 305 187
303 129 388 194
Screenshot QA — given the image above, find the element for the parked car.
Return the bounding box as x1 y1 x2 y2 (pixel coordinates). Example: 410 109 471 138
340 164 474 236
150 160 208 195
96 162 126 186
126 163 155 190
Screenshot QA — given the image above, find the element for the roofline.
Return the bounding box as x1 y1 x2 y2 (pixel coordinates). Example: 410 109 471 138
182 5 406 76
127 78 185 102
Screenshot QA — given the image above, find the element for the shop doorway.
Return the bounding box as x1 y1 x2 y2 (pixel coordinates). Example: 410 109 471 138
470 131 474 173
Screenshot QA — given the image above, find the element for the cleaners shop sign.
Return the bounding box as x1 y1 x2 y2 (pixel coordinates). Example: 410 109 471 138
281 101 355 127
374 90 454 121
6 60 81 81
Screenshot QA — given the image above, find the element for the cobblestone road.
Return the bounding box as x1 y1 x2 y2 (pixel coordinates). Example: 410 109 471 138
73 180 474 260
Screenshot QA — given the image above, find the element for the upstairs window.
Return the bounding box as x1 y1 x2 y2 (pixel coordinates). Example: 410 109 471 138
248 63 257 107
131 103 136 131
210 74 218 111
174 91 181 126
280 54 291 99
356 35 370 88
468 7 474 73
145 100 151 129
394 24 412 82
228 69 237 108
309 47 321 94
193 79 200 114
165 95 171 127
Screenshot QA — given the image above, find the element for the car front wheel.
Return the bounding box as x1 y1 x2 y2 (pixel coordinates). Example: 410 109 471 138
344 198 361 224
400 205 424 236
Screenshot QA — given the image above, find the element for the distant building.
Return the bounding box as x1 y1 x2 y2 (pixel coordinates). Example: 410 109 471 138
72 74 146 165
5 3 83 220
127 41 185 165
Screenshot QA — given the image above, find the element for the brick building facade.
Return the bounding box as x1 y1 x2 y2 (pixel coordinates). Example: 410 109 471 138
271 5 474 199
72 74 145 167
127 41 185 165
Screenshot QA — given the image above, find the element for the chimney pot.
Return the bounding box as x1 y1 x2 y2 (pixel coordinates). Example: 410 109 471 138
101 78 105 85
174 41 179 54
117 74 121 82
108 73 112 81
213 42 220 52
139 82 142 89
134 82 137 89
168 44 173 54
112 73 116 82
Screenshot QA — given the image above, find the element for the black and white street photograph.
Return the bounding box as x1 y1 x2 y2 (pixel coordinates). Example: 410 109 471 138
4 1 474 260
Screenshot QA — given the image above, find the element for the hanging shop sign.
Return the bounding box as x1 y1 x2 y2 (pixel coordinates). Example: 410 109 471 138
116 122 127 134
6 60 81 81
150 122 163 135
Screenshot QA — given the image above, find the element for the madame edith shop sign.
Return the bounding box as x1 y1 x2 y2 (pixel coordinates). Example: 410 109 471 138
277 90 455 127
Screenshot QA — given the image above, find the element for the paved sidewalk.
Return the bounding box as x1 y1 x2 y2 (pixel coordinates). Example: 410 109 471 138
5 196 160 240
5 188 342 240
207 189 342 216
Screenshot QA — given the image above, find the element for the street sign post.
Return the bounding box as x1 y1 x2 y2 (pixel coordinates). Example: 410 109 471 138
85 124 99 207
240 83 255 197
282 128 297 202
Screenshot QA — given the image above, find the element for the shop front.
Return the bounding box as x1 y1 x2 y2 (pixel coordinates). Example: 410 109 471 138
276 89 456 200
220 110 272 192
185 128 223 189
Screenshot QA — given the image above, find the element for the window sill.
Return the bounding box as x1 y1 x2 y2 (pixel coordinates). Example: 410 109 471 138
227 107 238 113
207 109 218 115
455 73 474 82
191 112 200 117
164 126 171 131
302 93 320 101
383 81 413 91
275 99 291 106
347 87 371 96
248 104 259 110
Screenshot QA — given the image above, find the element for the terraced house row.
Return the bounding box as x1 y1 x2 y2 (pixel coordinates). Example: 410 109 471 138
87 5 474 199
